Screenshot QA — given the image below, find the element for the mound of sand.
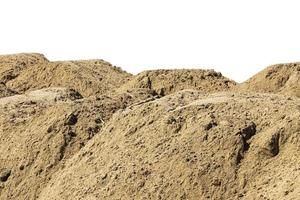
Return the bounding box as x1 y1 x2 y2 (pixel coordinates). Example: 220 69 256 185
0 53 132 97
1 53 300 200
0 53 48 83
0 86 158 200
238 63 300 97
38 91 300 200
6 60 132 97
118 69 236 96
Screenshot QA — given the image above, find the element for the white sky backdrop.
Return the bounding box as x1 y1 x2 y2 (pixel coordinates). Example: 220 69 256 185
1 0 300 82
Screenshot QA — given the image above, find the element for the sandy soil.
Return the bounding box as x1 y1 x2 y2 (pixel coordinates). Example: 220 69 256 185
0 53 299 200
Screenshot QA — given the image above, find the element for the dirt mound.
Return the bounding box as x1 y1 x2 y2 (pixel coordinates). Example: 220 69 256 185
5 59 132 97
118 69 236 96
238 63 300 97
0 88 84 199
0 53 132 97
0 86 157 200
38 91 300 200
1 54 300 200
0 53 48 83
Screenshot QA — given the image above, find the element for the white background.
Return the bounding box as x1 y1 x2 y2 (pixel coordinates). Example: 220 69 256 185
0 0 300 82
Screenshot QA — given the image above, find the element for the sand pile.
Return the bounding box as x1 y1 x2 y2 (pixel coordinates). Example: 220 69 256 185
0 53 299 200
0 53 132 97
238 62 300 97
0 87 158 200
6 60 132 97
37 91 300 200
118 69 236 96
0 53 48 83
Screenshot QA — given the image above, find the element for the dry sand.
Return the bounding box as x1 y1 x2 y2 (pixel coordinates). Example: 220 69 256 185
0 53 299 200
237 62 300 97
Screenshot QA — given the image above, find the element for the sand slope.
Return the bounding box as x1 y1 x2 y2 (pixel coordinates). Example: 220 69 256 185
38 91 300 200
0 54 299 200
238 63 300 97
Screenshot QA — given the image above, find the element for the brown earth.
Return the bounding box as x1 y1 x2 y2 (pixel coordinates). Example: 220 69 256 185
237 62 300 97
0 87 158 200
38 91 300 200
0 53 132 97
0 54 299 200
0 83 17 98
0 53 48 83
118 69 236 96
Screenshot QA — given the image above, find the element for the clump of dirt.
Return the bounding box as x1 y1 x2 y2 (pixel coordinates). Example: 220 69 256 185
237 62 300 97
118 69 236 96
38 91 300 200
0 83 17 98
